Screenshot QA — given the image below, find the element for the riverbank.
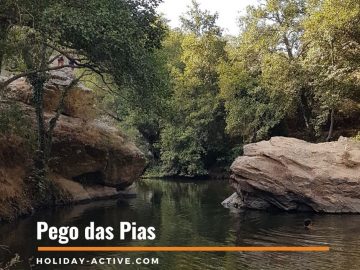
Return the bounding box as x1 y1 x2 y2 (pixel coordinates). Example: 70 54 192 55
143 165 230 180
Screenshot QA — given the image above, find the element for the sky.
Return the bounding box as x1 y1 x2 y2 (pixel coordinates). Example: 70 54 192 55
157 0 257 36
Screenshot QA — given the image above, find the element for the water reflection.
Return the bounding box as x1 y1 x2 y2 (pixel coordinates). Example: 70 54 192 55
0 179 360 270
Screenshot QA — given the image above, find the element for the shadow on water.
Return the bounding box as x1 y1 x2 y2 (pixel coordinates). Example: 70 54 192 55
1 178 360 270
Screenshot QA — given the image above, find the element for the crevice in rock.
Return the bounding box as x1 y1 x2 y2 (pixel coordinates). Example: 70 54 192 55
73 171 105 186
261 153 285 167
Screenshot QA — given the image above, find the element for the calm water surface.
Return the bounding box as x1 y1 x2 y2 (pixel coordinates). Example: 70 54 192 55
1 179 360 270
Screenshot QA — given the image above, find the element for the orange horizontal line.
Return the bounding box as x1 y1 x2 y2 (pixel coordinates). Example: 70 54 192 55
38 246 330 252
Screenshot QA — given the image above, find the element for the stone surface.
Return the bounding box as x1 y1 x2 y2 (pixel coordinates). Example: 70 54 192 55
227 137 360 213
47 112 146 188
3 77 33 104
0 69 146 220
4 68 96 119
221 192 242 208
44 68 96 119
0 136 32 221
52 174 124 202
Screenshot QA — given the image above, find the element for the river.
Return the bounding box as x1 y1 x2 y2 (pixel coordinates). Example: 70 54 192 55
0 179 360 269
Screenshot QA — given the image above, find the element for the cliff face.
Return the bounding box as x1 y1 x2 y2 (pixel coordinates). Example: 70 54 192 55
0 69 146 221
0 136 32 221
223 137 360 213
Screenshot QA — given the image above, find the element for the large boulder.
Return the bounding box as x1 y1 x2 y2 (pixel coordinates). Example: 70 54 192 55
224 137 360 213
0 69 146 221
48 112 146 188
43 69 96 119
0 101 147 221
4 68 96 119
0 135 33 221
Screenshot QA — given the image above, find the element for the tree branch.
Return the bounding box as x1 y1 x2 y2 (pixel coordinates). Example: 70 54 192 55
47 53 61 65
44 42 115 87
0 64 82 90
100 108 123 122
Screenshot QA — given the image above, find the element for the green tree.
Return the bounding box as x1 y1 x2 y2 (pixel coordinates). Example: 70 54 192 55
219 0 312 142
180 0 222 37
159 3 229 176
0 0 165 198
302 0 360 140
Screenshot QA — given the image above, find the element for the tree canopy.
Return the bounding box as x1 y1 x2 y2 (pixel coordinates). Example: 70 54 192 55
1 0 359 178
0 0 166 198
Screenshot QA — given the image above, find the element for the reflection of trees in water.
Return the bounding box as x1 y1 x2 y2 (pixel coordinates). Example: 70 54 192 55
2 179 360 270
137 179 206 207
133 179 235 269
136 179 233 245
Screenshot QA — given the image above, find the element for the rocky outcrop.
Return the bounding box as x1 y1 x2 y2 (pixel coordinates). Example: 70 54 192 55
223 137 360 213
0 136 33 220
48 112 146 188
4 69 96 119
0 69 146 221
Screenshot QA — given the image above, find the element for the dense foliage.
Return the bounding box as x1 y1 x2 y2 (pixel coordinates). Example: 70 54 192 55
0 0 165 197
115 0 360 177
1 0 359 178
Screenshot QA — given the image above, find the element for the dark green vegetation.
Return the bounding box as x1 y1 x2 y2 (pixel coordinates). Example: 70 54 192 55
1 0 360 180
115 0 360 177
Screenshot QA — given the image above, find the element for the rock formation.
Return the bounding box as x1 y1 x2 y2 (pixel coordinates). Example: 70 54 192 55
4 69 96 119
0 68 146 221
223 137 360 213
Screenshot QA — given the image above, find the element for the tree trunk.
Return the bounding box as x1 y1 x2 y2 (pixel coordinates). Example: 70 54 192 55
283 34 294 60
29 73 47 181
326 40 336 142
26 42 49 196
0 21 9 74
46 77 80 160
299 89 315 140
326 109 335 142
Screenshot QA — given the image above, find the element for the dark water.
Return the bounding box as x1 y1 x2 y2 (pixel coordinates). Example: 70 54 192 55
1 179 360 270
